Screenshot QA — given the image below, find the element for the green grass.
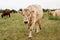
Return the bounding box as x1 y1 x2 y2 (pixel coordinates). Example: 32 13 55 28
0 12 60 40
48 15 60 20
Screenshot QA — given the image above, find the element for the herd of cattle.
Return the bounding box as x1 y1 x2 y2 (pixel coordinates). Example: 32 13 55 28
0 4 60 38
47 9 60 17
1 8 60 18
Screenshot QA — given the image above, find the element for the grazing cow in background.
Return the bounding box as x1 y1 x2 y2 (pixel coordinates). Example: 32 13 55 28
47 9 54 16
54 10 60 17
47 9 60 17
18 4 43 38
1 9 12 18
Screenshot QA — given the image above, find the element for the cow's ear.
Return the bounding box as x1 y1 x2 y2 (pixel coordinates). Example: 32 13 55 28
19 8 23 11
17 10 23 15
17 9 23 15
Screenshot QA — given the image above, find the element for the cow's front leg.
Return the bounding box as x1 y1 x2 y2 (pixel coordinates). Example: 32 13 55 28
28 20 36 38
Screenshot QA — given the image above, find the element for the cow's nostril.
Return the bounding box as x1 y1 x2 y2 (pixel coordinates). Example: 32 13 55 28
24 21 28 24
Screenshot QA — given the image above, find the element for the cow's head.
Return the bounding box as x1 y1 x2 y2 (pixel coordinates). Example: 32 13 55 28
18 8 34 24
47 9 53 16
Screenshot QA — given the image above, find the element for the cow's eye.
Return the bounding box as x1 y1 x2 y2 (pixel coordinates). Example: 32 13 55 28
27 14 30 16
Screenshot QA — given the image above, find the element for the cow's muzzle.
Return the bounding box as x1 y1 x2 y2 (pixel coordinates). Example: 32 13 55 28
24 21 28 24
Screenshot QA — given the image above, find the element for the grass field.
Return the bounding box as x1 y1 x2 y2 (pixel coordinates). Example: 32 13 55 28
0 12 60 40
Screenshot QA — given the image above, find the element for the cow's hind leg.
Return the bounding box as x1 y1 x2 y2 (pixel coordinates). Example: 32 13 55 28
35 22 40 33
37 20 41 30
35 20 41 33
1 15 3 18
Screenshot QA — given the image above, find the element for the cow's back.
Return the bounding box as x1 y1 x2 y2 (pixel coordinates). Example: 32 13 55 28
54 10 60 17
3 9 11 15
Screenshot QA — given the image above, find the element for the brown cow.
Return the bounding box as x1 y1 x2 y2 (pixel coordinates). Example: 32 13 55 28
1 9 12 18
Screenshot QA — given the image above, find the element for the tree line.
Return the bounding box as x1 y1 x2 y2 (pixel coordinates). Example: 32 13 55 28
0 8 59 13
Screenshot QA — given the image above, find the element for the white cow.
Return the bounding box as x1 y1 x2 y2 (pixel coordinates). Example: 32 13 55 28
47 9 60 17
18 4 43 38
53 10 60 17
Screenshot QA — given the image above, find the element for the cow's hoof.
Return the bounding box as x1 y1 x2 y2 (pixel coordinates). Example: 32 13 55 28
24 34 28 36
36 32 39 34
4 38 7 40
28 37 32 40
36 31 39 34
